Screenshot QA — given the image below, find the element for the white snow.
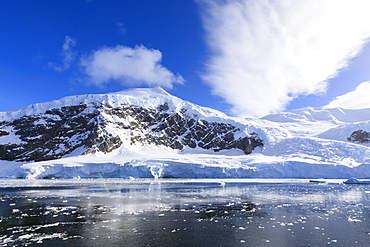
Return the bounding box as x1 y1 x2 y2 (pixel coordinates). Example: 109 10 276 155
0 87 227 122
1 140 369 179
2 88 370 179
0 126 24 145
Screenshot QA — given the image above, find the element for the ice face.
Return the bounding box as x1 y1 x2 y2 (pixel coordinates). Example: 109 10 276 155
149 164 164 179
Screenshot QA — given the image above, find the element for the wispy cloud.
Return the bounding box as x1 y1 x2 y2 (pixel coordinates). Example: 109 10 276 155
198 0 370 117
117 22 127 34
48 35 76 72
325 81 370 109
80 45 184 88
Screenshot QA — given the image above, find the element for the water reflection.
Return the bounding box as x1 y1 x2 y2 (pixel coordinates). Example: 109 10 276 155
0 179 369 246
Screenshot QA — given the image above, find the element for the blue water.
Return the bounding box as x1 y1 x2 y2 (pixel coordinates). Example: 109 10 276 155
0 179 369 246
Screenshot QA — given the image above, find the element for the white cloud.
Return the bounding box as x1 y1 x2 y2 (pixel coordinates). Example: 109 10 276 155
325 81 370 109
117 22 127 34
80 45 184 88
199 0 370 117
48 35 76 72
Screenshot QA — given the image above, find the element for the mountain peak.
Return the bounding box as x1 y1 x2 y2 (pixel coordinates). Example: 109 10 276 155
110 86 170 96
0 87 183 121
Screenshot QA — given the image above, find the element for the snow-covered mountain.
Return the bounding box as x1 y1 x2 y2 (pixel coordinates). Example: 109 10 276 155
0 87 263 162
1 87 370 179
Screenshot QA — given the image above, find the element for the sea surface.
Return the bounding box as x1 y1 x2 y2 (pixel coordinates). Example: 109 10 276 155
0 178 369 246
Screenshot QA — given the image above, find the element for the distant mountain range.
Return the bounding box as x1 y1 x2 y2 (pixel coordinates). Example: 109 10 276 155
1 87 370 179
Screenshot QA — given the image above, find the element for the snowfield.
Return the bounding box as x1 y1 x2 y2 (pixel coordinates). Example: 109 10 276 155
2 88 370 179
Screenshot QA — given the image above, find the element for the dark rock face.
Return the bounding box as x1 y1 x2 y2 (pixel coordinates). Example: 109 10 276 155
0 104 101 161
0 102 263 162
348 130 370 143
0 130 9 137
104 103 263 154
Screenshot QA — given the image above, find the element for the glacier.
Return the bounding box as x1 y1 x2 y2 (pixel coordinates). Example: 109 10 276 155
1 87 370 179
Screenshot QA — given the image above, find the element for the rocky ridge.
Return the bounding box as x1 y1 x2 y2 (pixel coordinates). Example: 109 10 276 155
348 130 370 143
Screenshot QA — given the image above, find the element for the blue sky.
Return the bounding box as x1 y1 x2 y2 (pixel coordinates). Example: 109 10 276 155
1 0 370 117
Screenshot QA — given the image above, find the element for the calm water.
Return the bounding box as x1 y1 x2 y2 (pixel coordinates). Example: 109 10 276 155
0 179 369 246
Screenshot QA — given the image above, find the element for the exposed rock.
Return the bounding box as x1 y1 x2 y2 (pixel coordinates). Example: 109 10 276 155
0 104 101 161
0 100 263 162
0 130 9 137
347 130 370 143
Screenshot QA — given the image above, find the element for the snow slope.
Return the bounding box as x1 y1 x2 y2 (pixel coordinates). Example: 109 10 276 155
0 87 227 122
2 88 370 179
